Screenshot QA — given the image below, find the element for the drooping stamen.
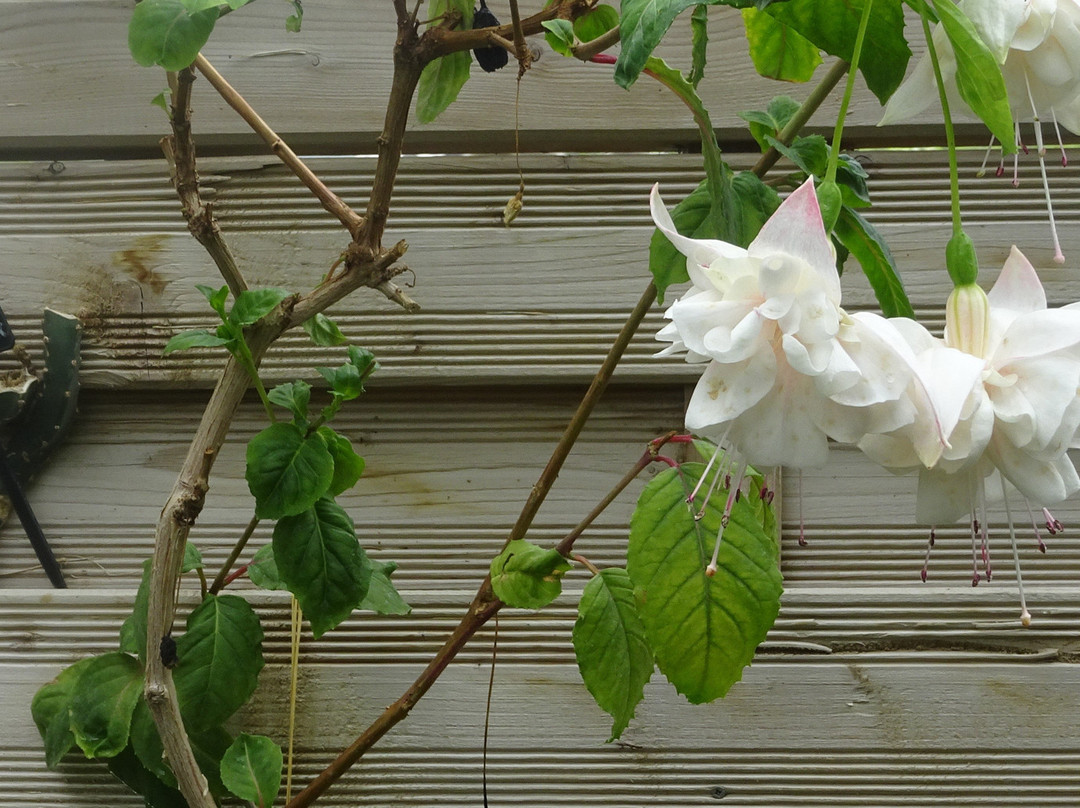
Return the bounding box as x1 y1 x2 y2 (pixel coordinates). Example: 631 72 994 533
1001 478 1032 626
977 134 996 178
797 468 807 546
976 476 991 581
1051 108 1068 167
687 441 725 504
968 479 981 587
1025 74 1065 262
706 460 748 577
920 527 936 582
1024 499 1048 553
1043 507 1063 535
1012 120 1023 186
694 451 732 521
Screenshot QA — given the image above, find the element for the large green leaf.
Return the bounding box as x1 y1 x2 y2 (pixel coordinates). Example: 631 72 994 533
129 699 175 788
68 652 144 759
763 0 911 103
273 497 371 637
742 7 822 82
319 426 366 496
416 0 474 123
31 656 98 768
107 745 188 808
173 594 265 734
626 464 782 703
220 733 283 808
490 539 572 610
932 0 1014 149
834 207 916 319
246 422 334 519
229 287 290 327
359 560 412 615
119 560 152 664
128 0 219 71
573 568 654 740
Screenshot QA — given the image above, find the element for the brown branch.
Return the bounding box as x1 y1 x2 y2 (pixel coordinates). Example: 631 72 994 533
162 68 247 297
421 0 594 59
572 24 620 60
192 54 364 240
507 0 532 76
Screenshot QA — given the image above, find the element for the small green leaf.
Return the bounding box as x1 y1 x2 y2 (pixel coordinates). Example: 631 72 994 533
69 652 144 759
229 287 290 327
302 313 347 347
490 539 572 610
765 133 829 175
182 541 204 573
163 329 230 355
318 426 366 496
834 207 916 319
220 733 283 808
836 154 872 208
268 381 311 425
575 4 619 41
246 423 335 519
688 4 708 87
150 90 170 114
128 0 219 71
285 0 303 33
247 544 286 591
359 560 412 615
318 364 365 401
742 7 822 82
542 19 576 57
273 498 371 638
31 656 97 768
933 0 1014 150
196 283 229 318
738 95 800 152
627 464 782 704
173 594 265 734
416 0 474 123
573 568 654 741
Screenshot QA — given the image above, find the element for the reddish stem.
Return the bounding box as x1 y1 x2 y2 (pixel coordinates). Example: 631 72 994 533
222 564 248 588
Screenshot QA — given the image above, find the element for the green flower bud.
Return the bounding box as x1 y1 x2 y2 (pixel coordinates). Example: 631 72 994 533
816 180 843 233
946 231 979 286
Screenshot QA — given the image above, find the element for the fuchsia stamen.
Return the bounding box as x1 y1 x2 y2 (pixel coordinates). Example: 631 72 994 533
1043 507 1064 535
920 528 936 583
705 460 748 577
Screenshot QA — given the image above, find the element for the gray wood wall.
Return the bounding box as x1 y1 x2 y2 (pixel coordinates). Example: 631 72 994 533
3 1 1080 805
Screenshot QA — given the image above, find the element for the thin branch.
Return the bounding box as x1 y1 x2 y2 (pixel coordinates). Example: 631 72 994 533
507 0 532 76
208 515 259 595
422 0 594 59
192 54 364 240
571 23 620 60
162 68 247 297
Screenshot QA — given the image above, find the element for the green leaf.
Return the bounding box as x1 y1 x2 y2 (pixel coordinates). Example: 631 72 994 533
742 7 822 82
730 170 781 246
268 381 311 426
737 95 800 152
120 560 151 663
182 541 203 573
285 0 303 31
626 464 782 703
107 745 188 808
31 656 97 768
68 652 144 759
318 364 365 401
649 180 713 303
490 539 572 610
318 426 366 496
836 154 872 208
575 4 620 41
542 19 576 57
302 313 347 347
246 423 335 519
129 0 219 71
765 132 829 175
173 594 265 734
220 733 283 808
163 329 230 355
416 0 474 123
129 699 176 788
834 207 916 318
573 568 654 741
688 4 708 87
273 498 371 638
763 0 911 104
196 283 229 318
151 90 170 114
359 560 412 615
247 544 286 591
229 287 290 327
932 0 1014 150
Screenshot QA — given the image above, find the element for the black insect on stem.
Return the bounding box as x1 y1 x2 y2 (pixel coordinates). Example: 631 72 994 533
160 634 179 669
473 0 509 72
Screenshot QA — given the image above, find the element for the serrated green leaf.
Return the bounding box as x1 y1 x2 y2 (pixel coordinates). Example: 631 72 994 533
836 154 872 208
416 0 474 123
626 464 782 704
220 733 283 808
129 0 219 71
196 283 229 317
490 539 572 609
834 207 915 318
359 560 411 615
932 0 1014 150
229 287 290 327
301 313 347 347
129 699 176 788
738 95 800 152
542 19 576 56
688 4 708 87
575 4 620 41
68 652 144 759
763 0 911 103
318 427 365 496
247 544 286 590
163 329 230 355
246 423 334 519
573 568 654 740
273 498 371 638
742 6 822 82
173 594 264 734
120 560 151 663
765 133 829 175
107 745 188 808
730 170 781 245
317 364 365 401
31 656 98 768
268 381 311 426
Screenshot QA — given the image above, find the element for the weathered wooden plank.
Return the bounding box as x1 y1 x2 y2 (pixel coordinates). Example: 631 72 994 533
0 0 948 155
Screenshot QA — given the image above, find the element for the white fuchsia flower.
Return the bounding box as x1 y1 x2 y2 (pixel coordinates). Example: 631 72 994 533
651 178 943 571
880 0 1080 262
859 246 1080 623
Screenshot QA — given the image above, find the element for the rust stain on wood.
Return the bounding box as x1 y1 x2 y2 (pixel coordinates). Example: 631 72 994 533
112 235 168 295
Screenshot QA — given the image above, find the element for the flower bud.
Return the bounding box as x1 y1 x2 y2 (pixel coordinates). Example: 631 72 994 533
946 231 979 286
816 180 843 233
944 282 990 357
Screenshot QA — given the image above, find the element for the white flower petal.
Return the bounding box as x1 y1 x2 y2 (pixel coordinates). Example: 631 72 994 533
916 466 978 525
726 368 831 468
987 246 1047 316
684 352 777 431
649 185 747 288
964 0 1029 60
701 309 767 363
